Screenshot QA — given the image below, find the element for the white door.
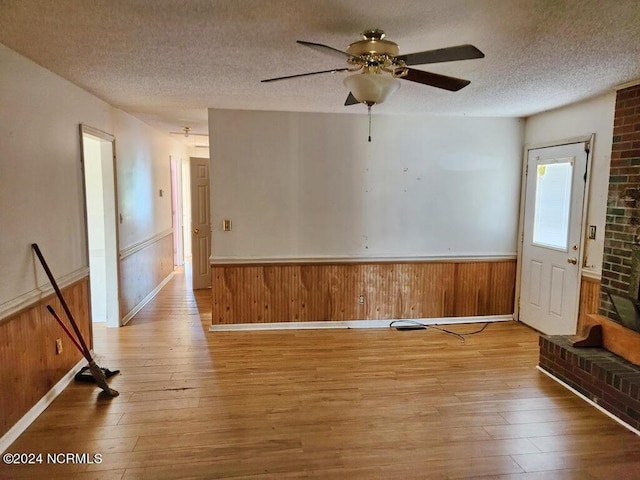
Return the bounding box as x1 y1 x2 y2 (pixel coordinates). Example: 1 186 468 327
519 141 589 335
190 157 212 289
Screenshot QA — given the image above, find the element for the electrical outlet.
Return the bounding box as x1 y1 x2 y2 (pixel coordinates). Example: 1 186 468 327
358 295 365 304
588 225 596 240
55 338 63 355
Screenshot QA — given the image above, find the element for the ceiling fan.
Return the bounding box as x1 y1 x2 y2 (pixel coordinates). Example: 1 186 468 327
261 29 484 108
169 126 208 138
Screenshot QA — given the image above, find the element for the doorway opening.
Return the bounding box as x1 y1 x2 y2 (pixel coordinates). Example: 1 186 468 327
80 125 121 328
170 156 185 268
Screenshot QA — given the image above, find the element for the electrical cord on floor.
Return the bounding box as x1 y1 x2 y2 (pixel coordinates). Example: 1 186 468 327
388 319 490 343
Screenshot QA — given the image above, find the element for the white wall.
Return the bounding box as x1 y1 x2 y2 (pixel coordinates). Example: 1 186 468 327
524 92 615 276
0 43 112 307
0 43 188 316
113 110 186 250
209 109 524 260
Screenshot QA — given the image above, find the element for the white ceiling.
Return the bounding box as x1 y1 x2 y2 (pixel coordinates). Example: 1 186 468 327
1 0 639 141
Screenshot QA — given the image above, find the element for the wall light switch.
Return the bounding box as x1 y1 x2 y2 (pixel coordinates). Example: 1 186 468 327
223 219 232 231
588 225 596 240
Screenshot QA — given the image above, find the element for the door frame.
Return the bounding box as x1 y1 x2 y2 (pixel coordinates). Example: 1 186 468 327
79 124 122 328
514 134 594 327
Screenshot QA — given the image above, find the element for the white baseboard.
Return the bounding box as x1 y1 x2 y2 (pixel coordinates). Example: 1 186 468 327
209 315 512 332
537 366 640 436
0 356 87 454
121 271 175 326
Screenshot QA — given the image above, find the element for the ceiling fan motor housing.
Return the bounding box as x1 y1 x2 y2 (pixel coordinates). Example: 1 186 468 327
346 38 399 57
346 29 405 77
347 29 400 59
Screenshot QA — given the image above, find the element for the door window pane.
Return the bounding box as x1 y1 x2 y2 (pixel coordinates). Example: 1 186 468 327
532 159 573 251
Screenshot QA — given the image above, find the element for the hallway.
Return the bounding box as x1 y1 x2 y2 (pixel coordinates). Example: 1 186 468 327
2 268 640 479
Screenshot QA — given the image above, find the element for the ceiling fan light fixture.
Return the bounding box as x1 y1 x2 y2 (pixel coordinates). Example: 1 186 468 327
343 73 400 105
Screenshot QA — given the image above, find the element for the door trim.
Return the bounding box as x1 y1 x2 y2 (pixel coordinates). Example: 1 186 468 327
515 134 594 325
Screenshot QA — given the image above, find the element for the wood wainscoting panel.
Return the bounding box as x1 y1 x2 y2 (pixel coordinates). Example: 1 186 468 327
578 275 601 331
119 232 174 320
584 314 640 367
0 278 90 439
211 260 516 325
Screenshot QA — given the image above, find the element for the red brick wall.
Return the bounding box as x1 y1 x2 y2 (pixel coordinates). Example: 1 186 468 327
601 84 640 318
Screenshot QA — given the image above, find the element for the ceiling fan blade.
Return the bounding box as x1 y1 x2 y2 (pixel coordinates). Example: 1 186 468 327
297 40 352 60
169 132 208 136
261 68 350 83
344 92 359 106
397 44 484 66
402 68 470 91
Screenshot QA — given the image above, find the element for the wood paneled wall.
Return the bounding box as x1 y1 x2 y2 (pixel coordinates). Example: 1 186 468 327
211 260 516 324
0 278 90 439
119 232 174 320
578 275 601 331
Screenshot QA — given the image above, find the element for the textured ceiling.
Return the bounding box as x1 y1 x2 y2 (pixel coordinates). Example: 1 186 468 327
1 0 639 140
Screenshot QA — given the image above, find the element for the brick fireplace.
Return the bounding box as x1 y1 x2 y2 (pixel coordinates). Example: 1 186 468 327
539 83 640 431
601 83 640 319
539 335 640 430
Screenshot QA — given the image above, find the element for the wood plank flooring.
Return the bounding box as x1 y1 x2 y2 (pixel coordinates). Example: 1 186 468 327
2 267 640 479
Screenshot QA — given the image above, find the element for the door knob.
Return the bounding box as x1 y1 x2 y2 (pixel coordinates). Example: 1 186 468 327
193 228 200 234
567 257 578 264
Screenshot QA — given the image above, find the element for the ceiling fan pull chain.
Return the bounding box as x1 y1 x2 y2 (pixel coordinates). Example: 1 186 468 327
368 104 372 142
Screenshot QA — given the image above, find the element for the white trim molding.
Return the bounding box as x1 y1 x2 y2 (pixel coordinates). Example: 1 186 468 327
209 315 512 332
0 267 89 322
581 270 602 281
616 78 640 91
119 229 173 260
0 356 87 453
80 124 114 142
210 254 518 266
524 134 594 152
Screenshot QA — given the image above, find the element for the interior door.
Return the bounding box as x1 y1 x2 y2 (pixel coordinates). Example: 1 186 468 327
519 142 589 335
190 157 212 289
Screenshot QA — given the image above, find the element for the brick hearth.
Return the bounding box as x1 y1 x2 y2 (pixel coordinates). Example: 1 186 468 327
539 335 640 431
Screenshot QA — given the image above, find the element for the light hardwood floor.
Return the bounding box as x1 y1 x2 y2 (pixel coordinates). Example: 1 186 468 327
2 267 640 479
